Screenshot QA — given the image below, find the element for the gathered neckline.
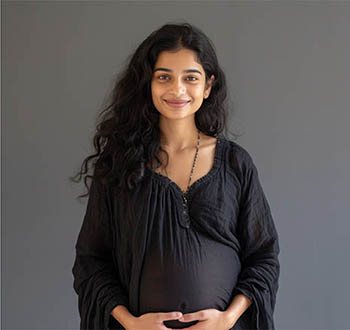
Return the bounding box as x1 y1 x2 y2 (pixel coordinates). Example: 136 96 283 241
145 136 224 197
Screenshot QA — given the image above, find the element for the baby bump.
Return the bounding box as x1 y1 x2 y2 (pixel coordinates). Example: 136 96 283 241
139 235 241 329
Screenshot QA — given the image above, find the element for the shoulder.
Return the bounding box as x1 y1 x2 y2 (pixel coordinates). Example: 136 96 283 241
220 138 265 201
220 137 255 174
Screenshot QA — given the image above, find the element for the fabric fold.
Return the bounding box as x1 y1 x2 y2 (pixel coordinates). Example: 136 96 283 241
72 175 129 330
232 153 280 330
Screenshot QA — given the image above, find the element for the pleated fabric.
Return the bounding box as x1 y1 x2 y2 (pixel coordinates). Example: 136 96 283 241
72 176 129 329
72 136 280 330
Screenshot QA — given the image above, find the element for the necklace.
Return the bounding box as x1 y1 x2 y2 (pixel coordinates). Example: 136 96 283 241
180 129 200 216
179 128 200 229
160 129 200 229
161 128 201 229
185 128 201 193
162 128 201 194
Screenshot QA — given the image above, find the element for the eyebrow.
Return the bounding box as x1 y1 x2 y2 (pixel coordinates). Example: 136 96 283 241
153 67 202 75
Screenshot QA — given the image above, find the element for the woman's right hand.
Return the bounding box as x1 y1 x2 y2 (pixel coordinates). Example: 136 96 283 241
126 311 184 330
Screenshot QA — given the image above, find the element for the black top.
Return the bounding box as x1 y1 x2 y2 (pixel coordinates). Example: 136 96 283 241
72 137 280 330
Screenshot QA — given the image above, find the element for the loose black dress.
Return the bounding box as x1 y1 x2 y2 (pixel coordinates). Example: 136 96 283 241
72 137 280 330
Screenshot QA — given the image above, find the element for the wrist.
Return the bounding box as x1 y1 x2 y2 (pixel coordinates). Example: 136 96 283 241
124 315 138 329
111 305 137 329
222 310 237 329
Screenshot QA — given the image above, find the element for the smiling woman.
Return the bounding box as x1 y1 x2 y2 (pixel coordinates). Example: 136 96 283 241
71 22 280 330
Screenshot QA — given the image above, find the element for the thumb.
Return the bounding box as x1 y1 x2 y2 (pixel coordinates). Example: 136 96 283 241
179 312 202 322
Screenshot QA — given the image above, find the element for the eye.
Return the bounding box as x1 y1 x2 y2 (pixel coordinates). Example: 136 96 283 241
156 75 198 82
158 74 169 81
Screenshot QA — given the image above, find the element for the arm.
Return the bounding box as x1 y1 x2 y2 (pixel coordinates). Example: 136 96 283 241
223 293 252 328
230 152 280 329
72 174 129 330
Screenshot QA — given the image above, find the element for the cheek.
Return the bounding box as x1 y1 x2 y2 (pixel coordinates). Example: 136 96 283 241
151 85 160 100
191 86 205 99
151 83 164 97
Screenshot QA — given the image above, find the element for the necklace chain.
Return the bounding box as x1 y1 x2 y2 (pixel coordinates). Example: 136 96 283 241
182 128 200 203
162 129 200 201
187 128 200 191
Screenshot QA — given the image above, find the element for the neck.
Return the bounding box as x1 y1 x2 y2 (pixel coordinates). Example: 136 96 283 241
158 117 199 152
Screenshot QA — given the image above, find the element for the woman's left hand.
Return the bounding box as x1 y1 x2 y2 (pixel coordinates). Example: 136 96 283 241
178 308 235 330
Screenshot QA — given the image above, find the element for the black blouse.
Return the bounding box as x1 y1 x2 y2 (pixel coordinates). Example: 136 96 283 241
72 137 280 330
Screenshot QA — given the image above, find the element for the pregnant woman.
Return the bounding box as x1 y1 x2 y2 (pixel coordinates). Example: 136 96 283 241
72 22 280 330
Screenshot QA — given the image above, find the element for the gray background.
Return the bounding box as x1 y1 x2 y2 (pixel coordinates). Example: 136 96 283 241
3 1 350 329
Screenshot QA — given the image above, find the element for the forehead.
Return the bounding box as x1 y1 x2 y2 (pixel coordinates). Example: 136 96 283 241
154 49 203 72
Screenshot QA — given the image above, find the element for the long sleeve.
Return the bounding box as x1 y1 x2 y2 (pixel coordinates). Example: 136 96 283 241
232 153 280 330
72 175 129 330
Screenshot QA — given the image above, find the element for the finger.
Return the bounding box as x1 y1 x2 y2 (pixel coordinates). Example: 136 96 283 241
159 311 183 321
180 311 206 322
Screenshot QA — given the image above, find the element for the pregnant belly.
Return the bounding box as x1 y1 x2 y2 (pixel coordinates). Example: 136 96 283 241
139 237 241 329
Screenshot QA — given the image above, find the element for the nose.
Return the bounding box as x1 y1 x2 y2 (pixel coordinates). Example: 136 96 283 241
170 77 186 95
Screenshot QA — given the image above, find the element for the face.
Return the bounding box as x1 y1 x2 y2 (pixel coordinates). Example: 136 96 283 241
151 48 214 120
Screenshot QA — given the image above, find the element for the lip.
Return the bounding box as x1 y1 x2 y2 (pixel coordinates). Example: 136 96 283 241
165 99 190 108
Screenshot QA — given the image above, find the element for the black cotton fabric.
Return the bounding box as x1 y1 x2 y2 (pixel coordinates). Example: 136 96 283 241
72 137 280 330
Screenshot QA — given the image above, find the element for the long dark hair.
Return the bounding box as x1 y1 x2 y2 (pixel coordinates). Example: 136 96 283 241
70 21 240 199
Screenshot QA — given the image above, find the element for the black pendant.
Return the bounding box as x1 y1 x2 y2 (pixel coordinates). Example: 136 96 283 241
180 193 190 229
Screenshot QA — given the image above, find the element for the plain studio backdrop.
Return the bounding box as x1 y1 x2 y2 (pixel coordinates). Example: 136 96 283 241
2 1 349 329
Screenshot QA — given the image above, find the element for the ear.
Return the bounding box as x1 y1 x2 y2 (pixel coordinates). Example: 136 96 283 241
204 74 215 99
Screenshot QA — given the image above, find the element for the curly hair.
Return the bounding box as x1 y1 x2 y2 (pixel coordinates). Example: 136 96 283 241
70 21 240 199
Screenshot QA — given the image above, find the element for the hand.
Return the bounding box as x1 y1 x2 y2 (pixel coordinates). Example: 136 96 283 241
177 308 235 330
125 311 183 330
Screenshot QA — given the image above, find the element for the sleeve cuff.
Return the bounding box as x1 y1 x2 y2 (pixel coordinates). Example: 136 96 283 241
104 295 129 330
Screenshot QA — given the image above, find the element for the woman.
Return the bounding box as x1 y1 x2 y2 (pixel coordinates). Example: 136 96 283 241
71 22 280 330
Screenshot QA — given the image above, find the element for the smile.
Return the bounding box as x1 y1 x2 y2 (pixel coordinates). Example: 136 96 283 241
165 100 190 108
